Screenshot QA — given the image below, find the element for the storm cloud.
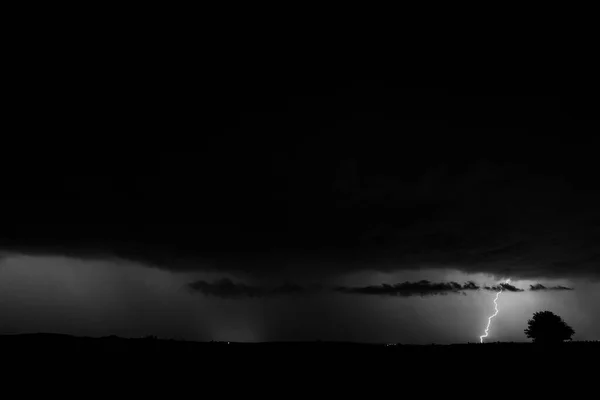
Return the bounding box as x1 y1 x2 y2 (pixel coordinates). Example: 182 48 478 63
484 283 525 292
1 85 598 281
529 283 574 291
335 280 481 297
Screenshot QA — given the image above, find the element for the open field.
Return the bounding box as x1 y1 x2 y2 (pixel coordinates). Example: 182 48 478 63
2 333 597 395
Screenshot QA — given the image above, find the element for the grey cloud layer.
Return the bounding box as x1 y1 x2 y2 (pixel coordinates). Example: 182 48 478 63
529 283 574 291
334 280 480 297
483 283 524 292
337 281 574 296
186 279 574 299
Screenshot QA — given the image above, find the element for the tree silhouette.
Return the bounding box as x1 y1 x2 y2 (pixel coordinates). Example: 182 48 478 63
524 311 575 344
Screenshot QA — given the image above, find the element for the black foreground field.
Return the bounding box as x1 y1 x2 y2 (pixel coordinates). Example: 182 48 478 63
2 333 597 395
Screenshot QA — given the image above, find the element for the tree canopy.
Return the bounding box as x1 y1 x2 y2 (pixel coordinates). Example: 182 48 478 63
525 311 575 343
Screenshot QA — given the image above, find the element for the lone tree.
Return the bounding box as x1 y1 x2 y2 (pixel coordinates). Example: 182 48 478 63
524 311 575 344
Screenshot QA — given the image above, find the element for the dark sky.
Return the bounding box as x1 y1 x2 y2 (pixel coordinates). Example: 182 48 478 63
2 64 599 343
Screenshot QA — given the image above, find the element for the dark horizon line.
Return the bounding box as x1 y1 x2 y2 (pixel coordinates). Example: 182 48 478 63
2 331 597 346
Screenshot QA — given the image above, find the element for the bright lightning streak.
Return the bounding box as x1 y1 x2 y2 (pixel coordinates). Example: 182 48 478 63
479 279 510 343
479 289 502 343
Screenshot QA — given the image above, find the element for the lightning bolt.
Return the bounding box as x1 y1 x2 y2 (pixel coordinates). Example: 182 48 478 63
479 279 510 343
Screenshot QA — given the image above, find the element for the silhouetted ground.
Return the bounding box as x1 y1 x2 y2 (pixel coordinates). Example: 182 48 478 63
2 333 596 396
